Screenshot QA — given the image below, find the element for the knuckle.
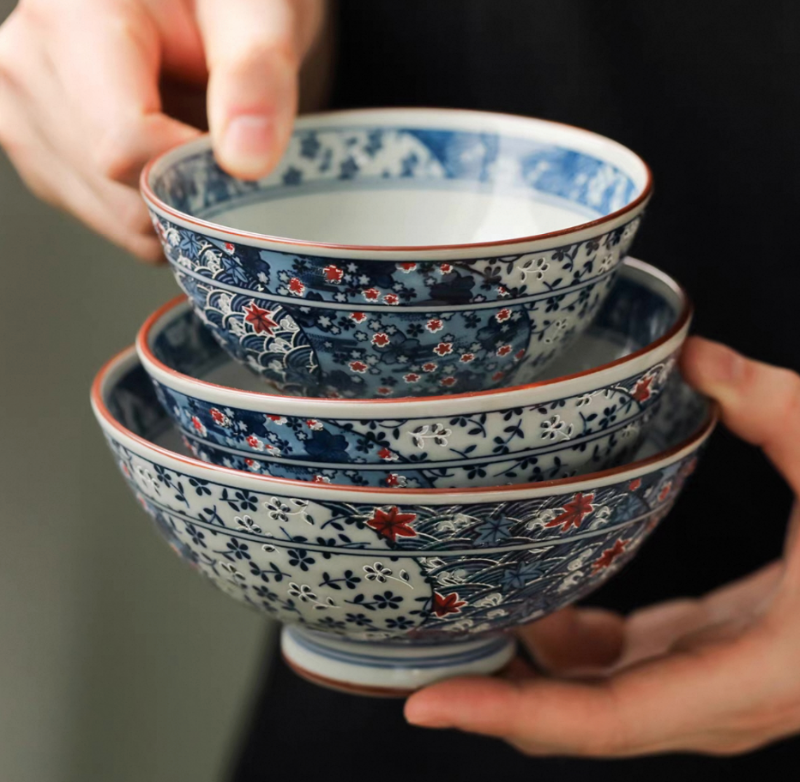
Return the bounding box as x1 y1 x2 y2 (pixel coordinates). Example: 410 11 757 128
93 130 136 182
224 37 299 76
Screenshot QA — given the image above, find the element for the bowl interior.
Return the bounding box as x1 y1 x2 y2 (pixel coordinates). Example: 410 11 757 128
148 111 649 247
149 262 682 397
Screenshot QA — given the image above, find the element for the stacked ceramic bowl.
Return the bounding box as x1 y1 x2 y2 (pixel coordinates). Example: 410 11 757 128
92 109 717 694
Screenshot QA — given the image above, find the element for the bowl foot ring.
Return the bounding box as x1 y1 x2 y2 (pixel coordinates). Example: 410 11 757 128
281 626 516 697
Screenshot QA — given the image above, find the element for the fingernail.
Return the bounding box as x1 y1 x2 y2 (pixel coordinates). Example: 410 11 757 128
219 115 274 179
703 343 745 384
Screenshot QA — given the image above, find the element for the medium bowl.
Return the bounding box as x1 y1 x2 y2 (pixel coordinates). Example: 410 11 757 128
93 347 714 694
142 108 651 398
138 259 690 488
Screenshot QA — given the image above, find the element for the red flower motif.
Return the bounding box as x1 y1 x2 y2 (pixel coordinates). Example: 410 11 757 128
422 362 437 373
440 376 457 387
433 342 453 356
545 492 596 532
497 285 509 297
350 311 367 323
266 414 286 424
366 506 418 542
496 344 512 357
404 373 420 383
323 264 343 284
515 349 526 361
372 332 390 348
496 308 512 322
658 481 673 502
378 447 397 461
377 387 392 396
628 478 642 491
243 302 279 335
383 293 400 305
246 435 262 450
349 360 368 373
288 277 305 296
244 458 258 470
427 318 444 333
224 242 234 252
313 475 331 484
398 262 417 272
191 416 205 433
460 353 475 363
492 371 505 381
632 375 653 403
439 263 453 274
363 288 380 301
306 419 323 430
385 473 406 488
431 591 466 617
210 408 226 425
592 539 630 573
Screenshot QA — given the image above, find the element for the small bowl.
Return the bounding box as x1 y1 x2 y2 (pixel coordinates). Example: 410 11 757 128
93 346 714 694
142 108 651 398
138 259 690 488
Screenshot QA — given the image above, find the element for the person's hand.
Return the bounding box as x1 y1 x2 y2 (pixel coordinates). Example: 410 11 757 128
405 336 800 757
0 0 326 259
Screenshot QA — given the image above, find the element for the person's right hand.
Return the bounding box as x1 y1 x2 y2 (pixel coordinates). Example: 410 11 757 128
0 0 325 259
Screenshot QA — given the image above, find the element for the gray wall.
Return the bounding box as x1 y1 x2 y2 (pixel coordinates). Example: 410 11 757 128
0 6 272 780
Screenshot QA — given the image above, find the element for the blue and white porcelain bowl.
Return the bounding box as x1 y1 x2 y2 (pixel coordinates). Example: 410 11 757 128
93 347 715 695
138 260 690 489
142 108 651 398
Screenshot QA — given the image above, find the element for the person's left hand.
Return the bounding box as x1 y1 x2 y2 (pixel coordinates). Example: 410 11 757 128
405 336 800 757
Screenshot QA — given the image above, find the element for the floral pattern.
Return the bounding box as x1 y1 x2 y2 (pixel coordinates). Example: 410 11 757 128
147 124 646 397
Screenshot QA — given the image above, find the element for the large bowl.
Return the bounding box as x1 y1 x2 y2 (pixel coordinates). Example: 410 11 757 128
138 259 690 488
93 348 715 694
142 108 651 398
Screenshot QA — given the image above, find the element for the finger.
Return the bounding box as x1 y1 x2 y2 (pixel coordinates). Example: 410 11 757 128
197 0 302 179
681 337 800 494
406 632 781 757
517 607 625 675
52 0 199 183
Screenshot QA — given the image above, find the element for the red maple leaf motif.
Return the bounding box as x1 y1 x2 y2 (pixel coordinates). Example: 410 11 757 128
496 308 512 322
350 311 367 323
384 293 400 305
404 373 420 382
224 242 235 252
492 371 505 381
439 263 453 273
545 492 596 532
427 318 444 332
385 473 404 488
592 539 630 573
515 349 526 360
632 375 653 402
377 447 396 461
433 342 453 356
377 387 392 396
366 506 418 542
628 478 642 491
323 264 343 284
431 592 466 617
460 353 475 363
349 360 368 373
363 288 380 301
440 377 457 387
210 408 226 424
422 362 437 372
497 344 512 357
288 277 305 296
372 332 390 348
243 302 279 335
398 262 417 272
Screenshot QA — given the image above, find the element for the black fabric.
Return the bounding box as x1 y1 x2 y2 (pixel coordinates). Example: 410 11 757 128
231 1 800 778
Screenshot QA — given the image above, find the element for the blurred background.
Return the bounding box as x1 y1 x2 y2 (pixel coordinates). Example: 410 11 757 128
0 4 272 781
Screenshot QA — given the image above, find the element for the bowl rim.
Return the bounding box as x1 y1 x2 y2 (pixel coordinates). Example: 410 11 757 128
141 107 653 256
93 346 718 501
136 258 693 413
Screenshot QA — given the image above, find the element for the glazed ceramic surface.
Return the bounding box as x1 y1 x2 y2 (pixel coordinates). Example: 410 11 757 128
93 348 714 691
139 260 690 488
142 109 651 397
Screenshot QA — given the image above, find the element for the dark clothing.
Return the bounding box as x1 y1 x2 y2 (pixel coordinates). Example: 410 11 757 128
232 1 800 778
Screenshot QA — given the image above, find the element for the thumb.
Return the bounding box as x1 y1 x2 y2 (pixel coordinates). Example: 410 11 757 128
196 0 312 179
